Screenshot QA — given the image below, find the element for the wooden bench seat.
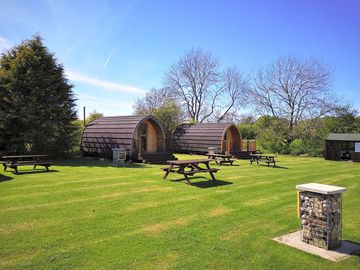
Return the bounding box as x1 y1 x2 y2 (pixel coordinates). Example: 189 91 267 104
16 160 43 164
6 162 53 166
218 159 235 165
4 162 53 174
250 154 278 167
161 167 219 174
265 160 277 167
162 159 219 184
161 167 178 173
182 168 219 175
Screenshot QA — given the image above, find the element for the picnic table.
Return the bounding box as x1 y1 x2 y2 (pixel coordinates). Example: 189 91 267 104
2 155 53 174
250 154 277 167
161 159 219 184
206 153 235 165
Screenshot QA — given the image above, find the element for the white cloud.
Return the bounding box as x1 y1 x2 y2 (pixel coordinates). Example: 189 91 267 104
0 37 12 53
103 55 111 69
76 93 134 117
66 70 146 95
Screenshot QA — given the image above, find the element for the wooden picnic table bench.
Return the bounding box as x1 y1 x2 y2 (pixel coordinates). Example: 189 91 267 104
249 154 277 167
2 155 53 174
161 159 219 184
206 153 235 165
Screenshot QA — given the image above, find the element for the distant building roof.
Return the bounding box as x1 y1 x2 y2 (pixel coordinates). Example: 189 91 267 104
326 133 360 141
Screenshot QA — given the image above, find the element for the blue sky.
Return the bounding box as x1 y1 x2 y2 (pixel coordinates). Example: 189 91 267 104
1 0 359 118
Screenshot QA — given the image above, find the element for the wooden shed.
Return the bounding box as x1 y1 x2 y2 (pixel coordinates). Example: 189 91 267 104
81 115 176 163
172 123 243 155
325 133 360 162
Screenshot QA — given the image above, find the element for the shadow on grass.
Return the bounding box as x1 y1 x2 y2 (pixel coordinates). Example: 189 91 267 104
191 179 233 188
212 163 241 167
0 174 13 182
343 240 360 257
53 157 148 169
170 176 233 188
10 169 59 175
256 164 289 169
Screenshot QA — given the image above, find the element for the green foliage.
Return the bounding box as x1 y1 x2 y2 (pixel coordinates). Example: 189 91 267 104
152 102 183 148
71 119 84 154
68 111 104 154
292 119 326 157
86 110 103 125
256 128 287 154
323 106 360 134
0 35 77 155
134 88 184 149
242 108 360 156
238 123 256 139
253 116 289 154
289 139 306 155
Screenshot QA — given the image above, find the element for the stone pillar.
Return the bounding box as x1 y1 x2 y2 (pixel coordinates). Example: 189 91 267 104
112 147 126 166
296 183 346 250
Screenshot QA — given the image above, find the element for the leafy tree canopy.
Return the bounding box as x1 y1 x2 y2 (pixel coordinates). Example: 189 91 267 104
86 110 104 125
133 88 184 148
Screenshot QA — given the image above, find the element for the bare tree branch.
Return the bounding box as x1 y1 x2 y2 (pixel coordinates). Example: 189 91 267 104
248 55 337 144
164 48 248 123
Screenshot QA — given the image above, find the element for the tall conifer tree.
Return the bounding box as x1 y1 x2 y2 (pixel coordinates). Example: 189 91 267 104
0 35 77 154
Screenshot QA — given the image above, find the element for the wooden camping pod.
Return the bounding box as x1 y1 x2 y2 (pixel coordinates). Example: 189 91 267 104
172 123 242 154
81 115 166 160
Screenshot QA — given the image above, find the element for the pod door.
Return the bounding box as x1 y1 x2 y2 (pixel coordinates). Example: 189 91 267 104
137 119 165 154
222 126 241 153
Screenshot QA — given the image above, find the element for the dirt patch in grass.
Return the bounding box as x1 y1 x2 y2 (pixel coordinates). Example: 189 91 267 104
153 252 180 270
148 172 164 176
242 191 293 207
0 221 54 235
220 225 252 241
215 190 231 193
126 195 204 214
7 175 128 190
125 201 160 211
4 186 174 211
142 222 168 235
243 196 279 207
227 175 248 180
142 216 193 236
4 197 90 211
0 182 137 201
0 250 42 268
220 221 269 241
322 174 354 182
100 186 173 199
220 220 283 241
207 207 232 217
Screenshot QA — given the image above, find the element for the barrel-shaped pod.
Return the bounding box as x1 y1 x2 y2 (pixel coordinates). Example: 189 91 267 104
81 115 166 160
172 123 242 154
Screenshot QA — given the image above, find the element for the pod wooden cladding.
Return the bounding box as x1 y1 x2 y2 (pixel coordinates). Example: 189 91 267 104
172 123 242 154
81 115 166 159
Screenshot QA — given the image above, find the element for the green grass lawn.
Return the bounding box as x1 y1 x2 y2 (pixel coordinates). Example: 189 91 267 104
0 155 359 269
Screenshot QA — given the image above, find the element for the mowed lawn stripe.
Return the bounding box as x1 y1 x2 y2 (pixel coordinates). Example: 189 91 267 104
0 155 359 270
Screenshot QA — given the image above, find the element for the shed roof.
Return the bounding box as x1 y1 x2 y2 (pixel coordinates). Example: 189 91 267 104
326 133 360 142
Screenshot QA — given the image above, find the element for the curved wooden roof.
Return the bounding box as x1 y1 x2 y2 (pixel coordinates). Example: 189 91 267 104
172 123 241 153
81 115 164 157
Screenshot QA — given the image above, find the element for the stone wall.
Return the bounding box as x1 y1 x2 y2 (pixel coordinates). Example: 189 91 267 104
299 191 342 249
